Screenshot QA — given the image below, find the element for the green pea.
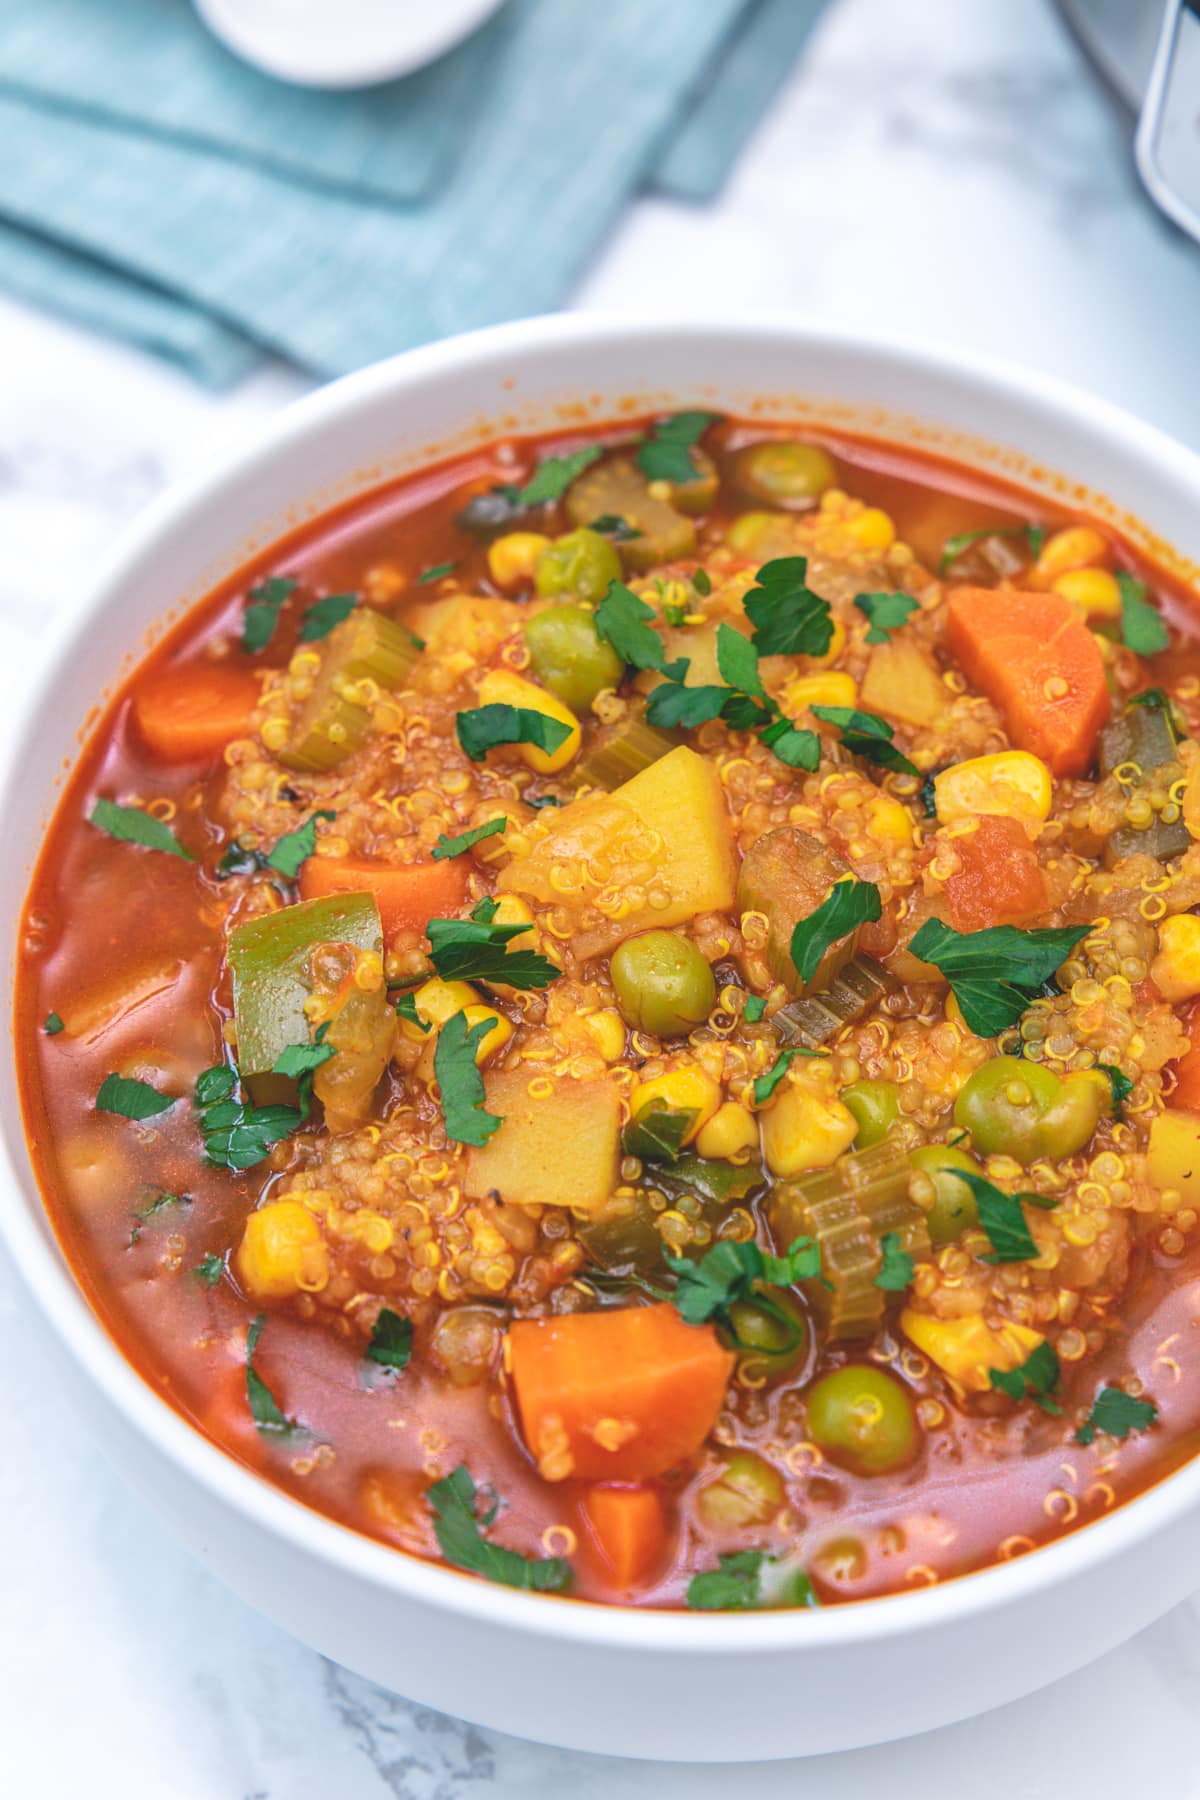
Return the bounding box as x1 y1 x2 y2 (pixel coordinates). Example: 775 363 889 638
734 441 838 511
725 1289 808 1380
534 528 623 604
954 1055 1108 1165
523 605 623 713
696 1449 785 1529
840 1079 900 1148
806 1365 918 1476
610 930 716 1039
909 1144 980 1245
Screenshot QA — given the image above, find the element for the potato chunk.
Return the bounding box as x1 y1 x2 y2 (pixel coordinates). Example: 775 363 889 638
465 1069 621 1213
860 638 948 729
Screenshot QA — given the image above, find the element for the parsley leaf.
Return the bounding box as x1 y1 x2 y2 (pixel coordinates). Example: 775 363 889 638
693 568 712 596
665 1235 820 1344
875 1231 915 1290
366 1307 413 1372
1075 1386 1158 1445
96 1072 176 1121
743 995 767 1024
790 877 882 985
90 798 195 861
908 918 1088 1038
273 1028 336 1119
687 1550 767 1611
194 1063 301 1172
635 411 719 485
645 679 729 730
855 590 919 643
246 1315 299 1435
432 817 508 861
623 1103 697 1163
1117 572 1170 657
265 809 336 879
427 897 558 988
428 1464 573 1591
810 705 920 778
941 1167 1042 1263
243 576 298 653
752 1048 811 1106
594 581 675 673
989 1340 1062 1414
589 513 640 542
395 991 430 1031
434 1010 503 1147
298 592 356 642
744 557 833 658
760 715 822 770
456 703 572 764
938 524 1043 576
194 1253 224 1287
43 1011 64 1036
643 616 821 773
418 561 457 586
1099 1064 1134 1120
716 620 766 698
515 447 603 508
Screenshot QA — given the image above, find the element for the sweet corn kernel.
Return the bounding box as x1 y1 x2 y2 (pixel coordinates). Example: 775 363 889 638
584 1008 626 1062
846 507 895 551
629 1067 722 1143
236 1200 329 1300
462 1003 513 1065
1030 526 1110 587
1050 567 1122 621
783 671 858 712
760 1082 857 1177
695 1100 759 1162
900 1310 1044 1394
1151 913 1200 1002
934 750 1053 826
726 511 781 555
1148 1110 1200 1209
400 977 480 1043
866 793 914 849
477 668 580 773
807 614 847 671
487 532 551 591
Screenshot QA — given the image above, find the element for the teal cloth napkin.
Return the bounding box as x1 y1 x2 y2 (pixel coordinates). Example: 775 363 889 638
0 0 826 386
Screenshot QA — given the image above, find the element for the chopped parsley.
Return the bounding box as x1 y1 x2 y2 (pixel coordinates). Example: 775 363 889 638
854 590 919 642
644 620 821 772
245 1315 299 1435
427 896 558 989
942 1168 1045 1264
908 918 1088 1038
1099 1064 1134 1120
1075 1386 1158 1445
242 575 298 653
810 705 920 778
635 411 719 485
418 561 457 586
752 1047 818 1107
743 995 767 1024
129 1188 187 1244
513 447 603 508
395 991 430 1031
264 809 336 879
273 1026 336 1118
664 1235 821 1347
366 1307 414 1372
622 1103 697 1163
790 877 882 986
989 1340 1062 1414
432 817 508 861
594 581 682 674
1118 572 1170 657
428 1464 573 1592
744 556 833 658
687 1550 768 1611
938 523 1044 576
194 1063 302 1172
96 1072 177 1121
589 513 640 541
298 592 356 642
875 1231 915 1291
434 1010 502 1147
90 798 195 861
919 772 939 819
455 703 572 765
194 1253 224 1287
692 568 712 596
43 1011 64 1036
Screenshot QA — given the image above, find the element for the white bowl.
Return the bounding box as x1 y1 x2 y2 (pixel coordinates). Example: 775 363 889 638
5 317 1200 1763
193 0 508 89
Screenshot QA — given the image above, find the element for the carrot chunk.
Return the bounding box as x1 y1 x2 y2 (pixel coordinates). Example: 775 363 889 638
944 816 1046 931
946 586 1110 776
132 662 261 763
1169 1002 1200 1113
507 1303 733 1483
299 854 468 944
578 1485 667 1591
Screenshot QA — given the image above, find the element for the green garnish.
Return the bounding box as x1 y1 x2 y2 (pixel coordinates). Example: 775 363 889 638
194 1063 302 1172
1117 572 1170 656
875 1231 915 1291
527 794 562 810
1075 1386 1158 1445
418 562 457 586
790 877 882 986
395 991 430 1031
298 592 357 642
428 1464 573 1592
635 411 719 485
622 1103 697 1163
512 447 603 508
246 1315 298 1435
366 1307 414 1372
43 1011 64 1036
129 1188 187 1244
743 995 767 1024
194 1253 224 1287
989 1340 1062 1414
919 773 938 818
432 817 508 861
687 1550 768 1611
455 703 572 764
242 576 298 653
810 705 920 778
908 918 1088 1038
644 621 821 772
692 568 713 596
90 798 195 861
938 524 1044 575
752 1048 813 1106
664 1235 821 1346
589 513 640 542
427 896 558 989
854 590 919 643
663 602 688 627
434 1010 502 1147
743 556 834 658
1099 1064 1134 1120
273 1027 336 1119
96 1072 176 1121
594 581 683 674
941 1168 1044 1264
264 809 336 879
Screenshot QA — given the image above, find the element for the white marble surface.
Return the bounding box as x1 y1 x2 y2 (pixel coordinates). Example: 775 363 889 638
5 0 1200 1792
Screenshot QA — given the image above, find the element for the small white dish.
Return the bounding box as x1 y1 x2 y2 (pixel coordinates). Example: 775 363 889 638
193 0 507 89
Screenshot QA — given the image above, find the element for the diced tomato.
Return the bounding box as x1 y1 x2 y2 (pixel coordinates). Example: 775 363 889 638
944 815 1046 931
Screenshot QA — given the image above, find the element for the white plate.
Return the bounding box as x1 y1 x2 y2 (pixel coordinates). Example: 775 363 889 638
193 0 507 89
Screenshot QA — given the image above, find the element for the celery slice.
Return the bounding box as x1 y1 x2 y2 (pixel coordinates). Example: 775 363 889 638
281 609 420 772
772 953 893 1048
575 715 676 790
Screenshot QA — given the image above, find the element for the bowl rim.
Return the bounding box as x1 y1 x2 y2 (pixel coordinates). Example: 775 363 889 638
7 310 1200 1654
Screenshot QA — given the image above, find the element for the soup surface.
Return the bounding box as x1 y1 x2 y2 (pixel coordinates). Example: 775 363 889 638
18 413 1200 1611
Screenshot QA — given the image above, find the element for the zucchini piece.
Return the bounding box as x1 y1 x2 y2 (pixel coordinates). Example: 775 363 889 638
656 1153 765 1208
575 715 677 790
281 609 420 772
737 827 856 994
769 1138 930 1340
772 953 893 1048
1099 695 1189 867
565 456 696 572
